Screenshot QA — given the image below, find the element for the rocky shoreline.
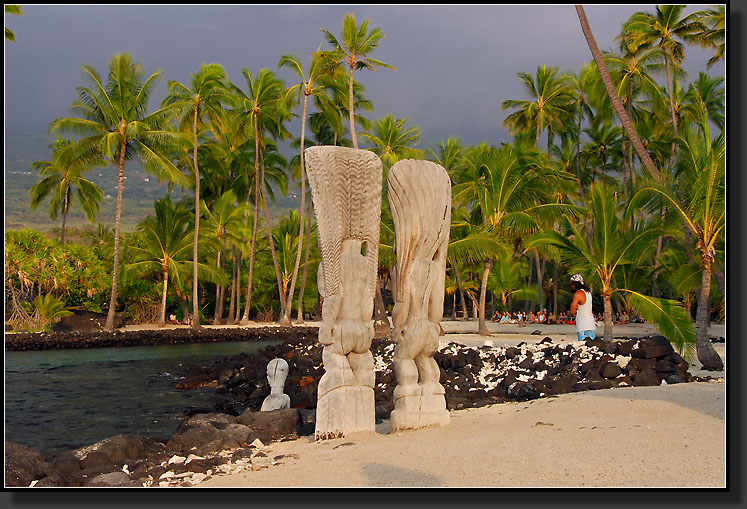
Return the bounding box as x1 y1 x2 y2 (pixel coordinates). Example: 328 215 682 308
4 326 318 351
5 331 718 487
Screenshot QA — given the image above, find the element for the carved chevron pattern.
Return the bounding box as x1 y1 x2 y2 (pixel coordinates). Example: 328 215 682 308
304 146 383 302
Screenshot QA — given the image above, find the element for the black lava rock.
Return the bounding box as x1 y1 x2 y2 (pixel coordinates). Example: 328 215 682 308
632 370 661 386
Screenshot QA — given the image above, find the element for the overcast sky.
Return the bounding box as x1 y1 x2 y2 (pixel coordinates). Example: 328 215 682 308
4 4 720 151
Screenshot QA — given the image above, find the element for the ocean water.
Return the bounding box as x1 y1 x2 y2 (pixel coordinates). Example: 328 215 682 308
4 340 277 458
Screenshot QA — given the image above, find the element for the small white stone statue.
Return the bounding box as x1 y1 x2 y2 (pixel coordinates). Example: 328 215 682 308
260 358 291 411
304 145 382 439
388 159 451 431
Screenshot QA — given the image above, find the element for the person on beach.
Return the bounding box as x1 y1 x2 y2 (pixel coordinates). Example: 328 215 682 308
527 310 536 324
517 311 526 327
499 312 510 324
569 273 595 341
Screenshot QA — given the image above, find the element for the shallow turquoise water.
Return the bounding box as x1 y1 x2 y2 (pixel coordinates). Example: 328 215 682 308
4 340 277 458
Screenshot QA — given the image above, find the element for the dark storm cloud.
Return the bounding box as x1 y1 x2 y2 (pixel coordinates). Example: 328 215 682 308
5 4 716 150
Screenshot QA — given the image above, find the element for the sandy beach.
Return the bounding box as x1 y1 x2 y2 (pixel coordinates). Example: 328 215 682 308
166 320 728 488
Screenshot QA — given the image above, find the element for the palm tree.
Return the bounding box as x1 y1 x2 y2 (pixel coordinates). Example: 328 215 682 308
287 71 361 323
451 143 579 336
581 118 623 186
575 5 662 182
565 62 601 206
199 189 250 323
5 5 22 42
162 63 231 329
604 32 665 191
361 114 422 170
681 71 725 135
321 12 396 149
502 65 575 149
627 114 724 370
278 48 337 325
447 205 507 321
29 137 105 246
83 222 115 260
429 137 468 316
231 68 291 323
528 183 694 352
33 294 72 332
695 5 725 69
271 210 305 314
324 70 374 146
624 5 704 157
487 253 537 313
203 107 256 322
428 137 465 174
50 53 190 331
125 196 225 327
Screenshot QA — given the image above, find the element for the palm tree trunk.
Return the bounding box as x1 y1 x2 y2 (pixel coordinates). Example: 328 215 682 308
192 107 201 329
535 250 544 313
468 292 479 320
664 55 679 168
234 248 242 323
61 184 70 247
577 110 592 248
508 294 513 314
214 250 223 323
525 254 534 313
296 199 314 324
105 138 128 332
575 5 662 182
695 257 723 370
575 111 585 206
627 80 636 201
712 262 726 301
651 234 663 299
259 149 287 320
159 268 168 328
349 65 358 149
478 259 493 336
601 152 607 178
282 94 309 326
603 292 613 342
241 117 263 324
452 259 468 320
553 264 559 320
228 244 237 324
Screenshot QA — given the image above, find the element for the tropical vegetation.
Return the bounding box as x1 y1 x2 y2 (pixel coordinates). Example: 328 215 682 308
8 8 724 370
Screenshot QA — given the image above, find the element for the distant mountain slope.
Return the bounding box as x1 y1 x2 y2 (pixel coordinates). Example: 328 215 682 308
4 129 303 234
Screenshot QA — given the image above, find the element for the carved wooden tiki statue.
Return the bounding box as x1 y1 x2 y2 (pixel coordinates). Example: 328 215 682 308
304 146 382 439
388 159 451 431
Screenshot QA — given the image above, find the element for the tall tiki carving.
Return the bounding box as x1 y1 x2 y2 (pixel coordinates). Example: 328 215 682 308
304 146 382 439
388 159 451 431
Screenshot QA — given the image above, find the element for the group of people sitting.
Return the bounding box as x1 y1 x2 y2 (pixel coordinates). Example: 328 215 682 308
490 309 569 325
490 309 639 327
